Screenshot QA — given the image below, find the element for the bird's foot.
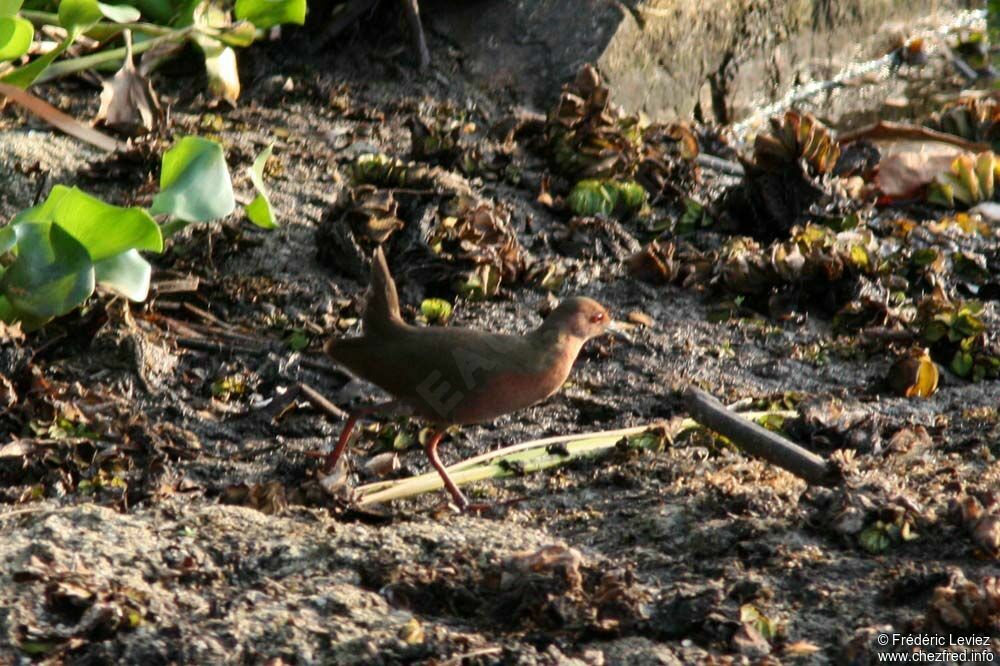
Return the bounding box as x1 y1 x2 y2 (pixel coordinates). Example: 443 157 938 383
458 501 494 516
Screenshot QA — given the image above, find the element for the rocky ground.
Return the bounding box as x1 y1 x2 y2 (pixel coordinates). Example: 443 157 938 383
1 14 999 666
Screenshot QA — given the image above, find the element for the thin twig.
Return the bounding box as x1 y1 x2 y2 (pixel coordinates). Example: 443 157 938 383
283 382 349 421
837 121 990 151
0 82 124 152
683 386 839 486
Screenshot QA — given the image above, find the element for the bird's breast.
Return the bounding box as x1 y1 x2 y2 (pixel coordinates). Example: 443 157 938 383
417 344 580 425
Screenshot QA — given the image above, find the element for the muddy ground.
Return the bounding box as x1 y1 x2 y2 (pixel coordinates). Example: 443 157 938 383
1 15 1000 666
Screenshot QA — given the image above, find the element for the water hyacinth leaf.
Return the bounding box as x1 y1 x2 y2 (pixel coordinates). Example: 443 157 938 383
0 225 15 254
0 33 69 87
97 2 141 23
151 136 236 223
126 0 174 22
59 0 103 31
0 221 95 320
215 21 257 48
0 16 32 61
951 349 974 377
94 249 152 301
0 1 23 15
234 0 306 29
27 185 162 262
245 143 277 229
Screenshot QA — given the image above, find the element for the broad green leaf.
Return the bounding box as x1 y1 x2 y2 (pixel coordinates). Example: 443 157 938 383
1 221 95 320
150 136 235 223
59 0 103 31
0 16 32 61
0 225 15 254
1 33 70 87
215 21 256 47
0 1 23 17
234 0 305 29
94 249 151 301
128 0 177 23
245 143 276 228
97 2 141 23
27 185 162 262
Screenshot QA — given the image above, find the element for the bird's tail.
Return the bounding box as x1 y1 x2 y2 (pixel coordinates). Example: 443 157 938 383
363 245 404 335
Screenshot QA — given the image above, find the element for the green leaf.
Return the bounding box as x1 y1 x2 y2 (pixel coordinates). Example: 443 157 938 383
0 1 24 17
0 221 95 320
1 33 71 87
94 249 152 301
97 2 141 23
128 0 177 23
234 0 306 29
0 225 15 254
25 185 162 262
567 179 617 217
215 20 257 47
245 143 276 229
951 350 974 377
0 16 32 61
59 0 103 31
150 136 235 223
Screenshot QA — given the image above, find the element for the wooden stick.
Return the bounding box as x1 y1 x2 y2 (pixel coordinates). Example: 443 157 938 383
837 121 990 152
0 82 125 153
683 386 839 486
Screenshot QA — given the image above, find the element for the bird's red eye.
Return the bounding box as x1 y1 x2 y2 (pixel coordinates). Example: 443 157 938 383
590 312 606 324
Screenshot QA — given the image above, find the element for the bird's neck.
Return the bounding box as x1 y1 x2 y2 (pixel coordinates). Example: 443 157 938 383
531 326 586 362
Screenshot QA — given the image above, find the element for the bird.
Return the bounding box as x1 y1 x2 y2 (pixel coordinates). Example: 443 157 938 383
323 246 618 511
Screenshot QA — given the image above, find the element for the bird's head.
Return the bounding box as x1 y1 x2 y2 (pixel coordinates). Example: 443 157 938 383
542 296 617 341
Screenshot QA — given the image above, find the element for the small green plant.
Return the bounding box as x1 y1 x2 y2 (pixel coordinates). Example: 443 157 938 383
566 178 647 218
4 0 305 100
0 136 276 330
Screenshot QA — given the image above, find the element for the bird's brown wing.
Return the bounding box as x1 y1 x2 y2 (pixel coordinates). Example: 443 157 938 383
326 327 570 424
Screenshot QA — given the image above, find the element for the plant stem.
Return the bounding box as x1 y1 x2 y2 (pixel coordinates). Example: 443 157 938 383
35 27 192 83
19 11 175 38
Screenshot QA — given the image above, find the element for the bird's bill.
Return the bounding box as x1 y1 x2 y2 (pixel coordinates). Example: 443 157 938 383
606 320 633 343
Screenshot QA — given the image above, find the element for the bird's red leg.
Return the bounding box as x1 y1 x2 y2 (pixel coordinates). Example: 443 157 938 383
423 430 470 509
423 431 491 513
322 401 397 474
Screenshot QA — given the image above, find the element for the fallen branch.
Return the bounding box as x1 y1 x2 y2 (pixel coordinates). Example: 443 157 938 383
683 386 840 486
0 82 124 152
837 121 990 152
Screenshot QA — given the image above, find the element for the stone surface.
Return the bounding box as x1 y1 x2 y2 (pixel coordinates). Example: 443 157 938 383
427 0 968 122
